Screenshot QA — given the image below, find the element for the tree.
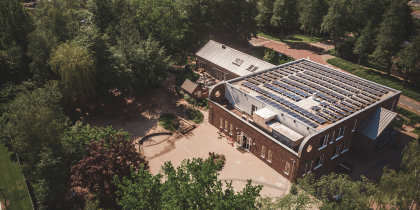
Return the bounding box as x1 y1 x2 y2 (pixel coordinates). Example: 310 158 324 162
298 0 329 36
372 0 413 77
69 134 149 208
256 0 276 28
375 140 420 210
114 155 263 209
353 20 377 67
393 34 420 88
321 0 350 49
256 183 318 210
270 0 299 41
48 42 96 102
298 173 376 210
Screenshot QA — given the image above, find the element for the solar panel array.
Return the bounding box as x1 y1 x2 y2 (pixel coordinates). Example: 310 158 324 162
303 71 359 93
256 75 272 82
350 96 369 105
317 112 336 123
286 77 337 103
263 83 302 101
333 103 353 114
346 99 363 107
264 73 278 80
361 91 380 100
269 71 284 78
296 73 347 100
341 101 360 111
273 70 289 76
356 94 375 103
245 78 260 85
328 105 348 116
272 81 310 98
323 109 342 119
300 61 389 95
252 76 267 84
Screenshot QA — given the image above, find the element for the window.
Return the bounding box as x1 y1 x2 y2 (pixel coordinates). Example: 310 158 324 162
284 161 291 175
252 66 259 72
342 140 350 153
332 146 340 159
230 124 234 134
352 120 357 132
302 161 313 177
330 131 335 144
251 105 258 116
268 150 273 163
220 118 223 128
391 100 396 111
337 126 346 140
319 134 328 149
246 65 254 71
232 58 244 66
314 154 324 169
225 120 228 131
261 145 266 158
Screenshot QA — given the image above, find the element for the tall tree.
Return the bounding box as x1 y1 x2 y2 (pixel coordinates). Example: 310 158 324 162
321 0 350 49
114 155 263 209
256 0 276 28
353 20 377 67
70 134 148 208
372 0 413 77
299 0 329 36
394 34 420 88
270 0 299 41
48 42 96 102
298 173 376 210
256 183 318 209
375 139 420 210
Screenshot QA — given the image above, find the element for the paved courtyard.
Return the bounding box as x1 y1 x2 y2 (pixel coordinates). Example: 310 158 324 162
142 112 291 198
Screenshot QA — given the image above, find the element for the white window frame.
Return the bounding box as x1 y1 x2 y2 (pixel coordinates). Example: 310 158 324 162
261 145 266 158
284 161 291 175
336 126 346 140
319 134 328 150
220 118 223 128
331 146 340 160
225 120 228 131
342 140 350 153
330 131 335 144
302 161 312 177
352 119 357 132
314 154 324 170
391 100 396 111
229 124 234 135
267 150 272 163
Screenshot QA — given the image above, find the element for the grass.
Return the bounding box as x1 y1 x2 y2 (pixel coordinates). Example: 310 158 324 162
258 30 326 43
0 143 32 210
158 113 179 132
411 6 420 11
186 108 204 124
327 58 420 102
396 107 420 126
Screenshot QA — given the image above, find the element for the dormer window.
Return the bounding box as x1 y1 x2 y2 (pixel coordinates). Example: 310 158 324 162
233 58 244 66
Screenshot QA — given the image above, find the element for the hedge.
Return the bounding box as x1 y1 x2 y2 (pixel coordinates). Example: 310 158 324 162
186 108 204 124
158 113 179 132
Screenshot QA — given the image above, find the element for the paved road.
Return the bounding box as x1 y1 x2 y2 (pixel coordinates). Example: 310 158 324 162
399 95 420 114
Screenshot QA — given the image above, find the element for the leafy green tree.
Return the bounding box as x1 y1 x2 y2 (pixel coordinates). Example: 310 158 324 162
298 173 376 210
372 0 413 77
256 183 318 210
299 0 329 36
115 156 263 209
270 0 299 41
62 121 131 165
321 0 350 49
353 20 377 67
48 42 96 102
393 34 420 88
375 139 420 210
256 0 276 27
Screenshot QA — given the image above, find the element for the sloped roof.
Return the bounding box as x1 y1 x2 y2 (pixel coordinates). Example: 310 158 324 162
181 79 199 94
196 40 276 77
357 107 397 140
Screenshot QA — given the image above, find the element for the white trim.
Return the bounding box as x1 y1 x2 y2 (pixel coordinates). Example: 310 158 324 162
318 145 327 150
341 149 348 153
336 136 343 140
330 131 334 144
314 165 322 170
331 155 339 160
352 119 357 132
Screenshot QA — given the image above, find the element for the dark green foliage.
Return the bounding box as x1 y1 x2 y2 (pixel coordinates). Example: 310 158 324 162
158 113 179 132
270 0 299 41
114 156 263 209
396 107 420 126
175 70 200 89
183 94 208 107
389 117 404 131
253 47 294 65
62 121 131 165
186 108 204 124
327 58 420 102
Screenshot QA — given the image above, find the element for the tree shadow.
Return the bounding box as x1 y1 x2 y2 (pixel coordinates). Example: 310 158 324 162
286 42 326 55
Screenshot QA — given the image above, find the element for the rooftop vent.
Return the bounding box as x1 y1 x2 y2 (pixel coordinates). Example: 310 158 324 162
232 58 244 66
222 44 226 49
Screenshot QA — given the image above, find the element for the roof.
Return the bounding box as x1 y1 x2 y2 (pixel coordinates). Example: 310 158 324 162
270 123 304 142
254 108 277 121
196 40 276 77
181 79 199 94
357 107 397 140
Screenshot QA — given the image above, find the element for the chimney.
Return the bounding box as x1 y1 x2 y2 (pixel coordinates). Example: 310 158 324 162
222 44 226 49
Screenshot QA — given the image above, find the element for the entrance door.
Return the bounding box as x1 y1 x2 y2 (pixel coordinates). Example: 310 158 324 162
242 134 252 152
197 91 201 98
251 104 258 116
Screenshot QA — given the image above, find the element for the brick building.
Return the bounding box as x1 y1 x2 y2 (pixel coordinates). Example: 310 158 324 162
207 58 401 183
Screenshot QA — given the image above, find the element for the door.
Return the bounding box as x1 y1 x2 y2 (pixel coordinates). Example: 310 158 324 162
246 138 252 151
197 91 201 98
241 133 252 152
251 104 258 116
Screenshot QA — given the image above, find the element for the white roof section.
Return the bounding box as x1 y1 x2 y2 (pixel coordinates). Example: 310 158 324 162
196 40 276 77
357 107 397 140
254 108 277 121
271 123 304 142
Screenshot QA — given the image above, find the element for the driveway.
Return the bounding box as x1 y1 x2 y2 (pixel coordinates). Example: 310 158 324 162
142 112 291 197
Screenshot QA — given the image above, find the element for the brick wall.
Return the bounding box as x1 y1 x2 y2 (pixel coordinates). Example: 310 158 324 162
209 100 301 182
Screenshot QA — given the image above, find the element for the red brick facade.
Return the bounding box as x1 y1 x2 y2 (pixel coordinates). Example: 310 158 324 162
209 83 401 182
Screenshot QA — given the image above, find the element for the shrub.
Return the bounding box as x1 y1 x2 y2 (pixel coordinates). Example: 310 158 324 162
175 71 200 89
186 108 204 124
396 107 420 126
184 94 208 107
158 113 179 132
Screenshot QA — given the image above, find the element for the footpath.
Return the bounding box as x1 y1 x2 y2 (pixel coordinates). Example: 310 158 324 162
250 36 420 115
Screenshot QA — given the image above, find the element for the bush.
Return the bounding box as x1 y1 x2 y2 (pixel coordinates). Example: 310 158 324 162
209 152 226 170
175 70 200 89
158 113 179 132
396 107 420 126
184 94 208 107
186 108 204 124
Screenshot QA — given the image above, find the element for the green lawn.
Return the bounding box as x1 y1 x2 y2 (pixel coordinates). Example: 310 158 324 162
327 58 420 102
0 144 32 210
258 31 326 43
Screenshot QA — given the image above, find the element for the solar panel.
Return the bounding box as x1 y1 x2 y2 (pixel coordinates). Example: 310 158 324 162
340 101 359 110
311 106 321 111
323 109 342 119
361 91 380 100
245 78 260 85
333 103 353 113
328 106 348 116
345 99 363 108
350 96 368 105
317 112 335 122
356 94 375 103
272 81 311 98
287 76 338 103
